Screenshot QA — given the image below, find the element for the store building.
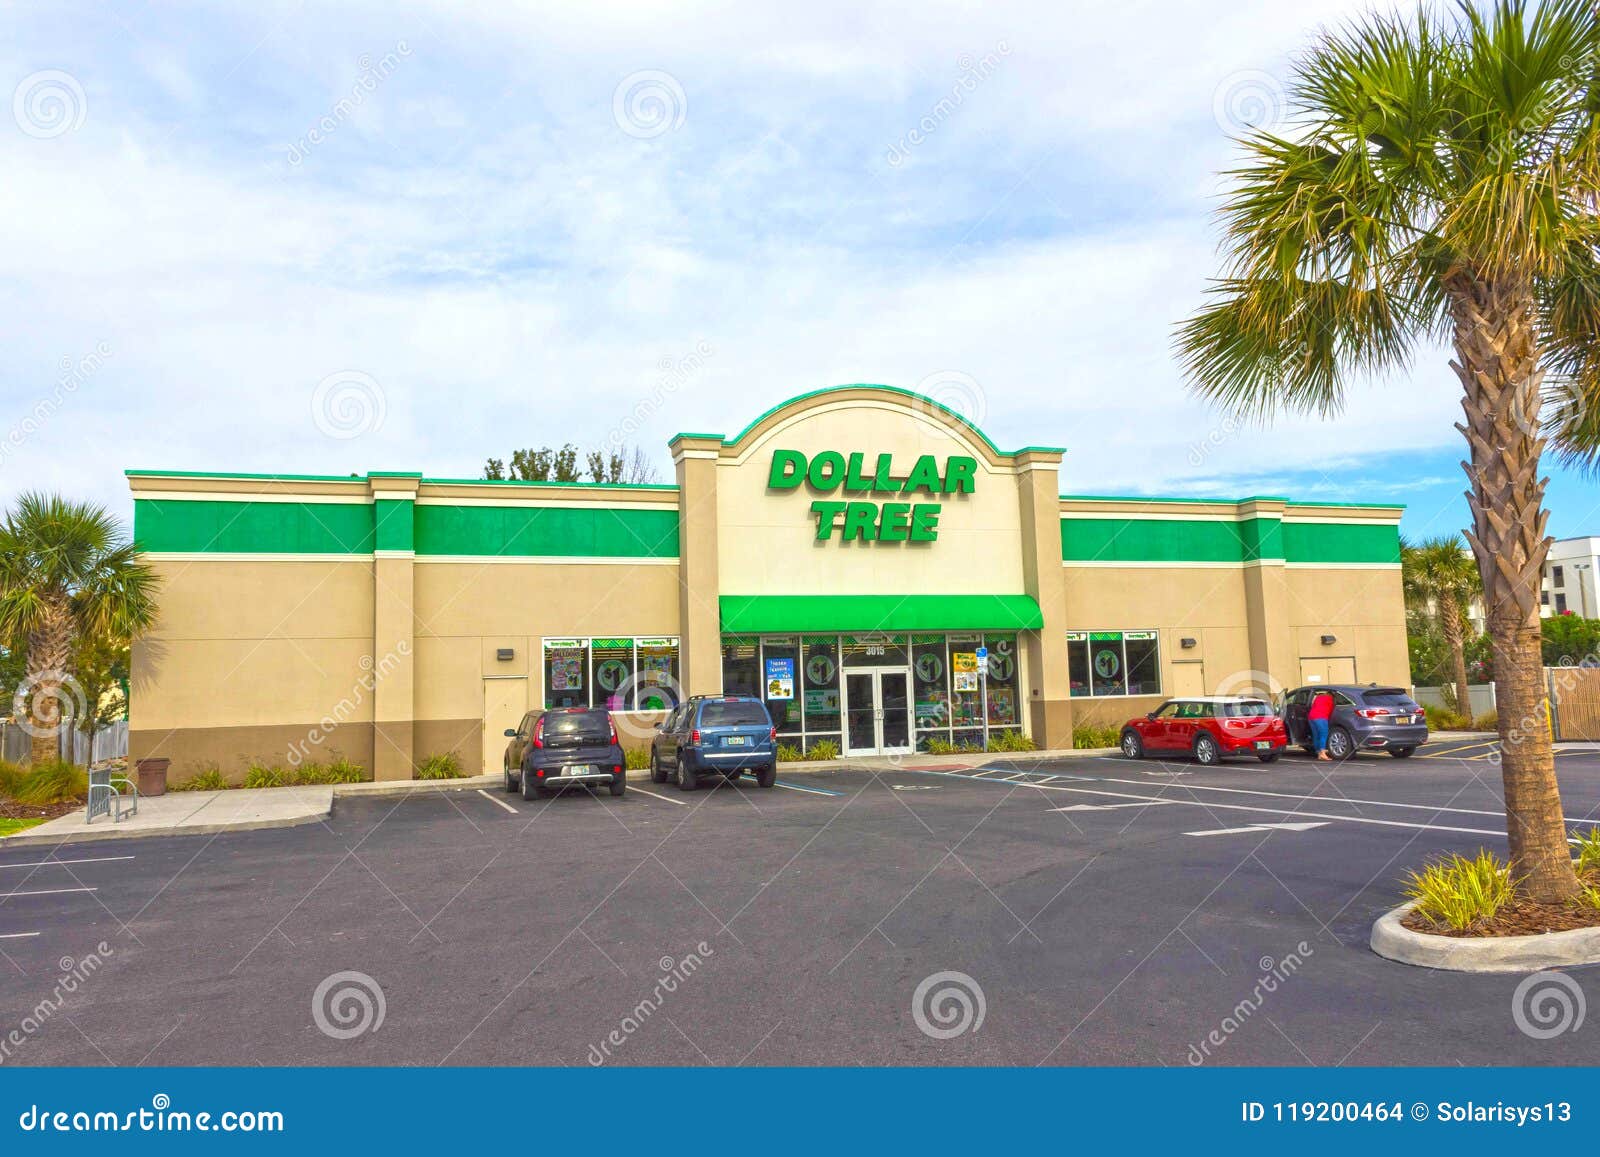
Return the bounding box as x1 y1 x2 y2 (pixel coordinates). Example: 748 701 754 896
127 385 1409 780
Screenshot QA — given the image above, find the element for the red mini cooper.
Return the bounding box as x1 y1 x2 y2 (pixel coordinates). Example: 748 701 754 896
1119 696 1288 765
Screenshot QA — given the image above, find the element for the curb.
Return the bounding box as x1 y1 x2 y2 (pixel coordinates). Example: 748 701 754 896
1371 900 1600 972
0 808 330 848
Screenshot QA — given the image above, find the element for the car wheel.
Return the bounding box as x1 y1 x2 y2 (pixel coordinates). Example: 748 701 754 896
1257 752 1280 764
1388 746 1415 759
609 778 626 797
505 767 517 793
678 761 699 791
756 764 776 789
650 753 668 784
1120 729 1144 760
1193 734 1221 766
520 770 540 801
1328 727 1356 761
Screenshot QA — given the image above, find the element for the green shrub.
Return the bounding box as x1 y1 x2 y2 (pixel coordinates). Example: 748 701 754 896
0 759 28 798
1471 711 1499 731
804 739 839 761
988 729 1036 753
242 763 285 789
172 765 229 792
1572 828 1600 875
322 756 367 784
1072 724 1121 750
624 747 652 771
13 760 89 804
776 743 805 762
923 736 956 755
1403 850 1517 931
1581 885 1600 912
1424 706 1471 731
416 752 465 780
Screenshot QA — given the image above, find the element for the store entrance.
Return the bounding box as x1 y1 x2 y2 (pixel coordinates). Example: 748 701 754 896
842 667 912 756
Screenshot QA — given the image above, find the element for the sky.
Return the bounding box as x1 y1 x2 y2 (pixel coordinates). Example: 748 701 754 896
2 0 1597 541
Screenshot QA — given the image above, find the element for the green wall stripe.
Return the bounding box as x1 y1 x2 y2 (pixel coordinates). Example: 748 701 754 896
1283 521 1400 564
374 498 414 553
720 594 1043 633
134 500 375 554
1060 517 1281 563
412 505 678 558
1060 515 1398 564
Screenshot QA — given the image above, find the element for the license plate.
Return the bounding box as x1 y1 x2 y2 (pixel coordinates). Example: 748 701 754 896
565 764 593 776
1254 741 1271 750
724 736 748 746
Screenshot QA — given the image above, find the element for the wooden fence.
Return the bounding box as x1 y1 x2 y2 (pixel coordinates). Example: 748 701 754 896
1550 667 1600 742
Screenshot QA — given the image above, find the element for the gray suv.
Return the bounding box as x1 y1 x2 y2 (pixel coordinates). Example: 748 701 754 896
1282 684 1429 759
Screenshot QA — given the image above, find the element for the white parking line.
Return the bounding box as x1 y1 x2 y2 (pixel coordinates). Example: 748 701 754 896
0 856 135 870
475 789 519 815
0 932 41 940
920 771 1510 838
629 786 688 806
1077 768 1590 824
0 887 98 899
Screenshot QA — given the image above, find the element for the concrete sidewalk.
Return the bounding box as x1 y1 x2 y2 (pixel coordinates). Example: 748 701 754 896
0 747 1105 848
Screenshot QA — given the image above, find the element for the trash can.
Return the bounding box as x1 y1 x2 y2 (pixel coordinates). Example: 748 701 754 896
135 757 171 797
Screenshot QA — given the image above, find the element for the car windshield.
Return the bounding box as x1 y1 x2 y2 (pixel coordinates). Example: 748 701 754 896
1362 689 1415 707
543 710 611 739
1221 701 1272 717
700 701 769 727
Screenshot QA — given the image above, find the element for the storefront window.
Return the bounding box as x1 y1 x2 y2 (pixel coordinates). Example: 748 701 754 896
841 634 908 667
761 637 802 736
722 636 760 697
912 634 949 749
543 638 590 708
948 633 984 745
634 637 679 711
1066 630 1161 698
984 633 1019 727
801 636 841 742
591 638 633 711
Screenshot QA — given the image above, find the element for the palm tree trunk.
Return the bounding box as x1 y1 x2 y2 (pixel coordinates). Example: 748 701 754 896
1451 275 1579 903
1438 590 1473 718
22 594 74 766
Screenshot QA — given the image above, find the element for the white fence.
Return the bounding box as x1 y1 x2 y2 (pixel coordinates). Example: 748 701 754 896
1413 684 1497 716
0 721 128 766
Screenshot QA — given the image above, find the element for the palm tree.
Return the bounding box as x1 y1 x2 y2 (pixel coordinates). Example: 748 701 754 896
1402 536 1482 715
1176 0 1600 901
0 494 157 765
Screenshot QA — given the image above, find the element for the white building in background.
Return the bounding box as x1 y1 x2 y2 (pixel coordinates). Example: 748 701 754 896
1543 536 1600 618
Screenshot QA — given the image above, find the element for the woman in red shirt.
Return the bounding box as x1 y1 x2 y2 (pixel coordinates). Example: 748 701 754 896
1307 689 1335 760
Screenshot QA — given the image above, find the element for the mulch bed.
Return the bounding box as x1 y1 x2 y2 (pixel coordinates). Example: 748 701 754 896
0 799 83 823
1403 873 1600 938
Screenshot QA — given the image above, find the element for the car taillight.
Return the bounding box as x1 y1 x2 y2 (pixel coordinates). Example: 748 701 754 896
1356 708 1391 718
613 764 622 774
609 719 619 745
535 768 545 777
769 726 777 741
691 729 700 744
531 717 545 748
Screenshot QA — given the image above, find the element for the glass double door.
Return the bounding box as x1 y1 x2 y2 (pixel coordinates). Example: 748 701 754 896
843 667 912 756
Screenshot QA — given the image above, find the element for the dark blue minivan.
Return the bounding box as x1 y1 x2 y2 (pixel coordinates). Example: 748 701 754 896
649 695 777 791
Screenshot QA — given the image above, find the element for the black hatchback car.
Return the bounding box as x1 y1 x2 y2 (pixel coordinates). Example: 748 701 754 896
1281 684 1429 759
503 707 626 799
650 695 777 791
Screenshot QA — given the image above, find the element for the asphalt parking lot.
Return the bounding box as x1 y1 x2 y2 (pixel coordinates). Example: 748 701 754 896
2 735 1598 1067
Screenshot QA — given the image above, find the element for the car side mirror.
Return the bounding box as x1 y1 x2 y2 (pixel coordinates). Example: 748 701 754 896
1146 711 1157 720
503 728 517 737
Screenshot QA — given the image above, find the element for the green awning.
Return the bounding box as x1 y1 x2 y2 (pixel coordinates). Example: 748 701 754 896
718 594 1043 634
